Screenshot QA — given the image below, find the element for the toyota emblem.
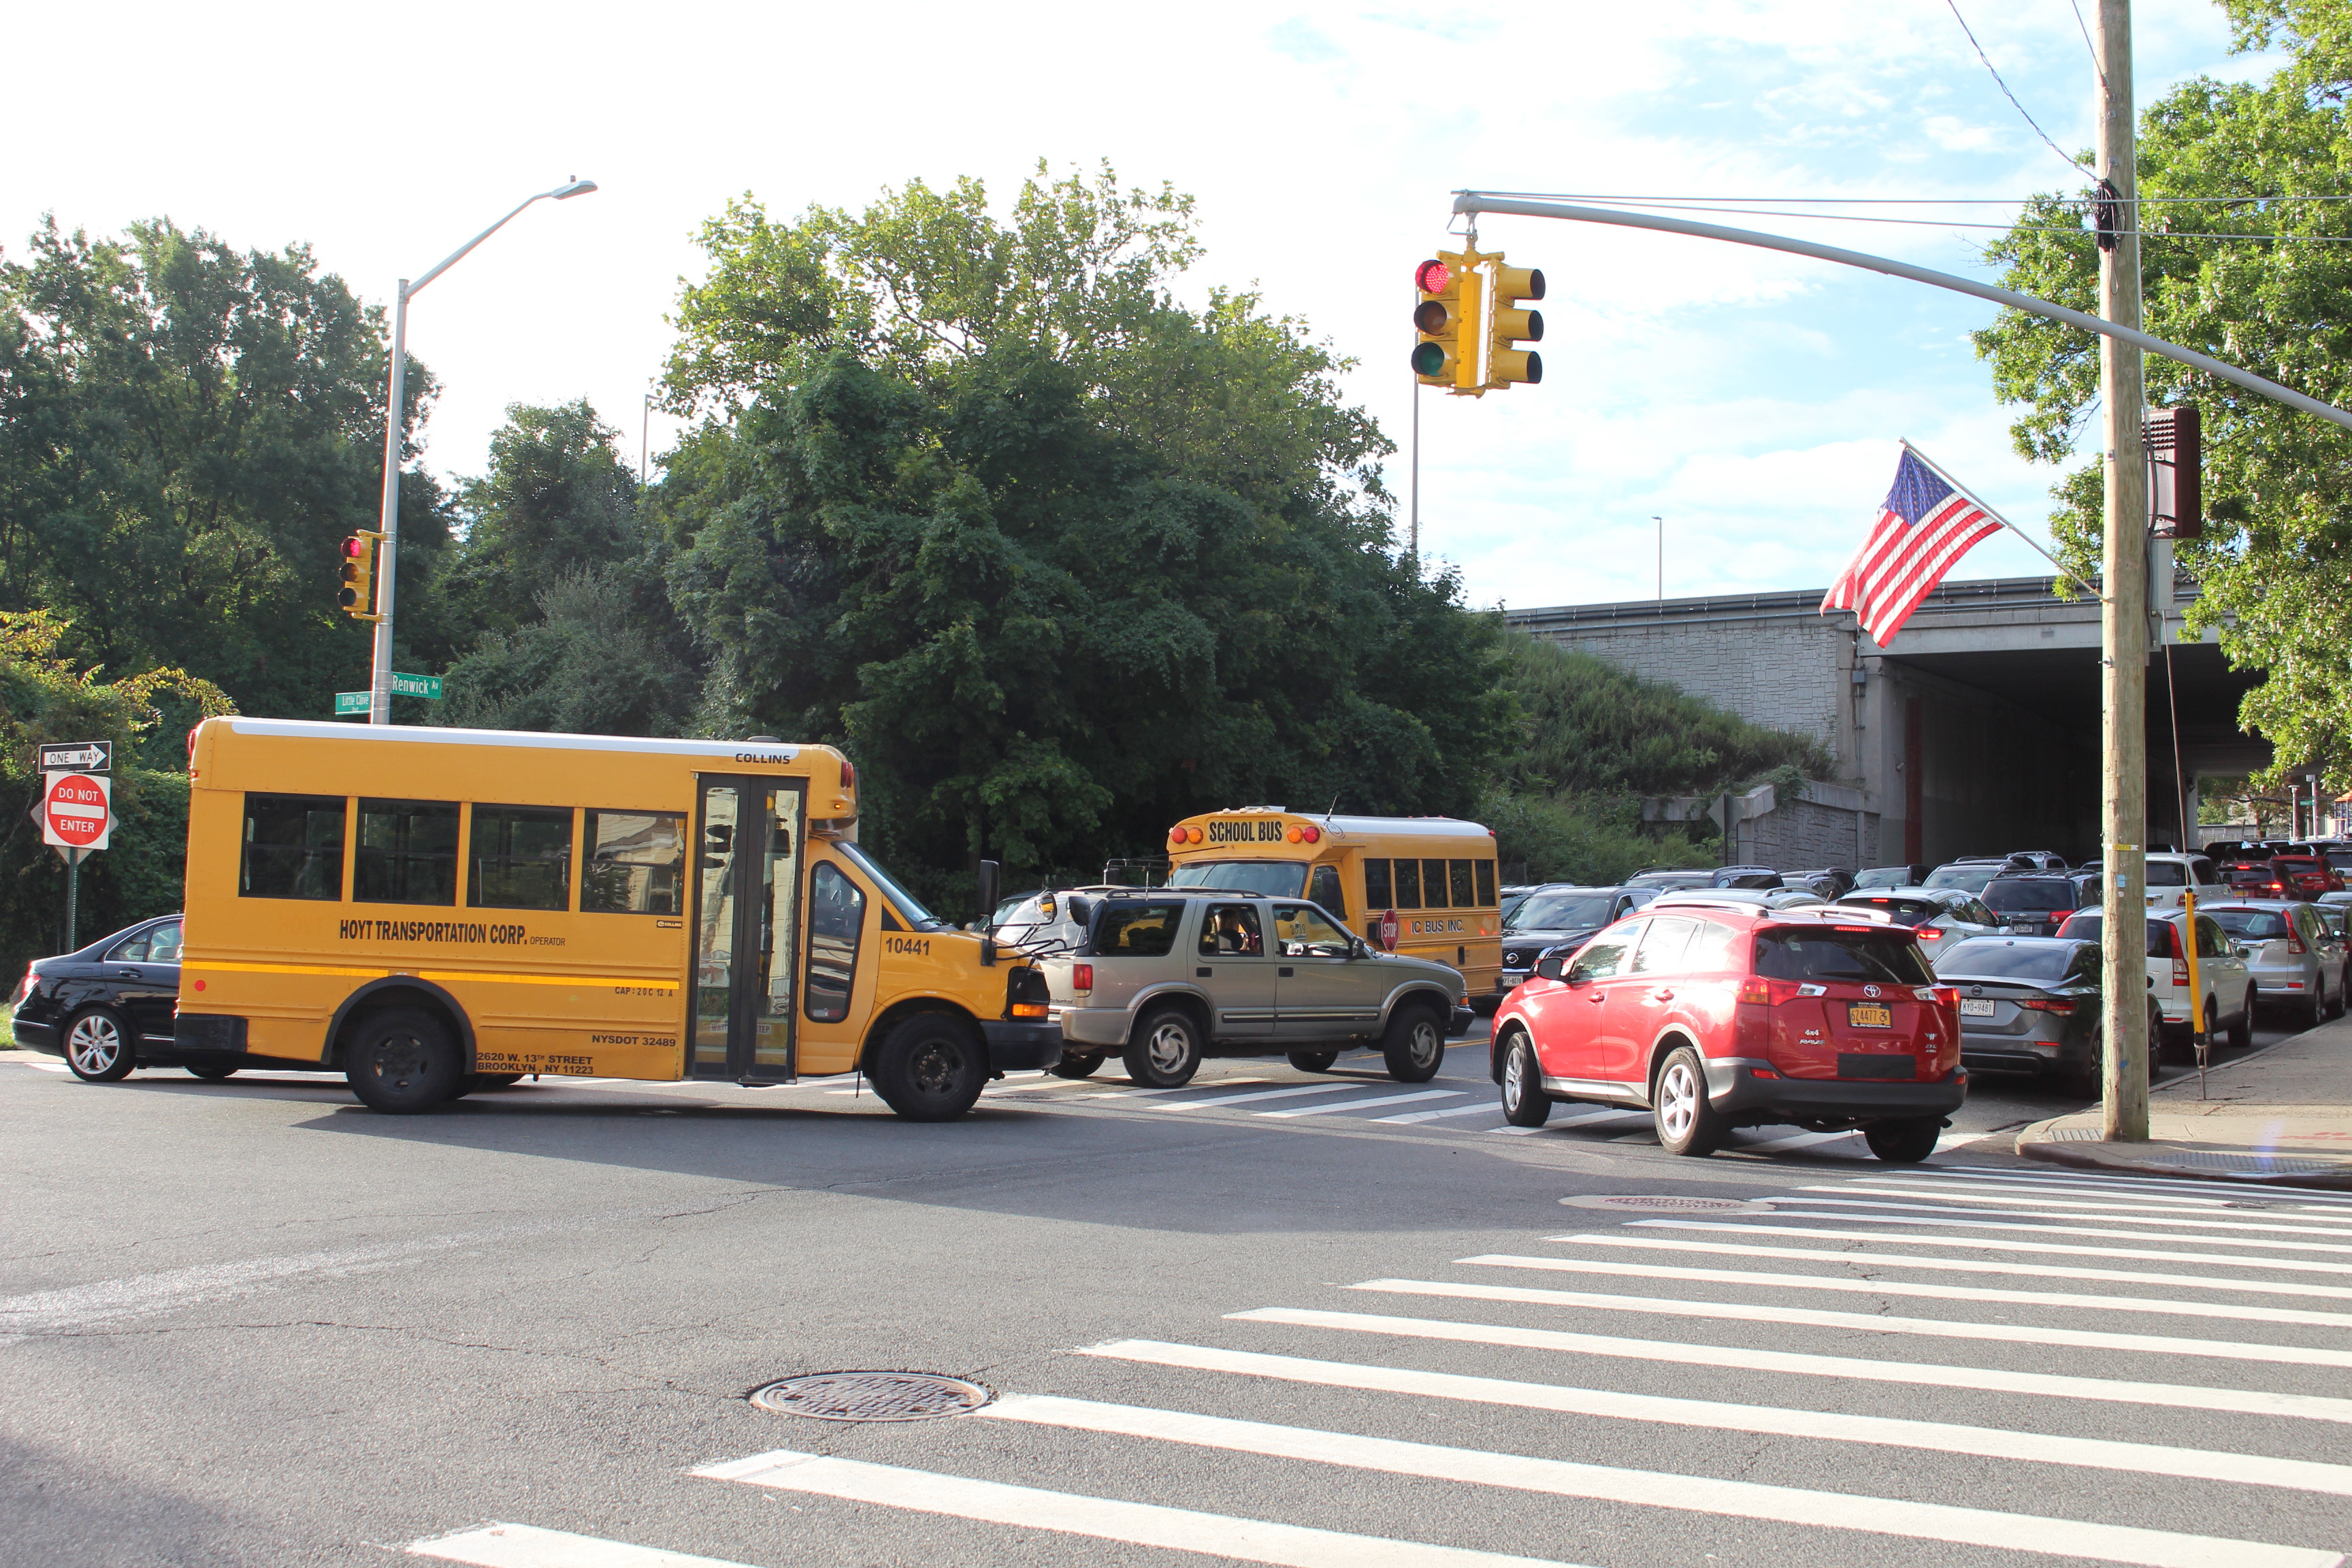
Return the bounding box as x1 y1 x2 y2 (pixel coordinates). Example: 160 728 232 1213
1863 984 1880 998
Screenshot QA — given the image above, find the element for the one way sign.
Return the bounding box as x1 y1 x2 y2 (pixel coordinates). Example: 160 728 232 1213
38 740 111 773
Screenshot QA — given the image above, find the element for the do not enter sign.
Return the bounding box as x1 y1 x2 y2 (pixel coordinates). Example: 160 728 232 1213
44 772 111 851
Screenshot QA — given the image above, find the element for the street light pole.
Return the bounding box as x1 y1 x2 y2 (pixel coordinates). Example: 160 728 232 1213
368 178 598 725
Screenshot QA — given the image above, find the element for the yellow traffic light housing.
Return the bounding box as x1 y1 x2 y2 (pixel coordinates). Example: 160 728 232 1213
1410 252 1471 389
338 532 384 622
1485 263 1545 390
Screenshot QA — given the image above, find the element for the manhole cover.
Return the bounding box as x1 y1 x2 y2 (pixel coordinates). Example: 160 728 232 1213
749 1371 992 1422
1558 1194 1763 1212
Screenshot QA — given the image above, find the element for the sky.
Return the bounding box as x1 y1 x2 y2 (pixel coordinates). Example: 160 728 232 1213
1 0 2282 612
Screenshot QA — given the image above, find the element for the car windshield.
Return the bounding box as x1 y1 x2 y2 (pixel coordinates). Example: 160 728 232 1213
1753 928 1933 984
1507 893 1614 931
1851 868 1909 889
1981 879 2077 912
836 843 943 928
1923 866 1997 893
1936 940 2081 981
1838 896 1936 926
2208 909 2290 938
1167 861 1307 899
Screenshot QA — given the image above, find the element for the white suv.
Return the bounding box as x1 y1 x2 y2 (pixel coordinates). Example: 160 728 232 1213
2142 852 2227 912
2059 907 2253 1051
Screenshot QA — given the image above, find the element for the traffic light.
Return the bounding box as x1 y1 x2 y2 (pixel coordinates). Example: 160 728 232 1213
1411 252 1472 389
1486 263 1545 390
338 532 382 621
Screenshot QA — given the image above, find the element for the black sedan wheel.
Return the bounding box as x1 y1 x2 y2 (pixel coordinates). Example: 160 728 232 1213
185 1062 239 1081
64 1008 135 1082
1050 1051 1105 1080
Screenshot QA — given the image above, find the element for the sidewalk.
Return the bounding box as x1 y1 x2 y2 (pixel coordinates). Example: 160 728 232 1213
2014 1013 2352 1189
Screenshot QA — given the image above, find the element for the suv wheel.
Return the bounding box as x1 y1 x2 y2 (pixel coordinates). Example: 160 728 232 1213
63 1007 135 1082
1381 1005 1445 1083
1050 1050 1105 1080
1499 1031 1550 1128
344 1009 461 1113
1124 1007 1203 1089
2231 990 2255 1049
1286 1050 1339 1073
871 1013 987 1121
1864 1117 1941 1162
1651 1045 1725 1157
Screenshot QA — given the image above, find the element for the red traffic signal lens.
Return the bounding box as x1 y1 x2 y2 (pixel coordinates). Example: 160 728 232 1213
1409 342 1448 377
1413 259 1450 294
342 537 366 558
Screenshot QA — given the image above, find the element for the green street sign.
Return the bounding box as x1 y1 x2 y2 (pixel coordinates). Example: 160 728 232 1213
391 672 443 700
334 691 370 716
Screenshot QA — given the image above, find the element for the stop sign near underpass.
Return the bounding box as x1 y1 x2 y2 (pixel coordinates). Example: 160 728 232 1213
44 772 111 851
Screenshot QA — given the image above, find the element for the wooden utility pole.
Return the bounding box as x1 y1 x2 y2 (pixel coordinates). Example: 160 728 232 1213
2098 0 2151 1141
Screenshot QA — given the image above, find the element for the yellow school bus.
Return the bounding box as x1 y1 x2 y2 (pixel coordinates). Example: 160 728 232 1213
169 718 1057 1118
1162 809 1503 1004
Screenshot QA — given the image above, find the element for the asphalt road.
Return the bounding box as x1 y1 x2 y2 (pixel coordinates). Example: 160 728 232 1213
3 1011 2342 1568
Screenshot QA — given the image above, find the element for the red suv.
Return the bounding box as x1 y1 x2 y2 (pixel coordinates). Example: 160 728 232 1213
1490 902 1966 1161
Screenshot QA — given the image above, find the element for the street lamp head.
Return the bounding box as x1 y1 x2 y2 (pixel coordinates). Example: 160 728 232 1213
552 177 598 200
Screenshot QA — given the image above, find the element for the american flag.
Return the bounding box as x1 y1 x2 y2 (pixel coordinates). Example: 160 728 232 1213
1820 446 2004 644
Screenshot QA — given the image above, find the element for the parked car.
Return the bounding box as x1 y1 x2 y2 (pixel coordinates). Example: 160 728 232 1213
1489 905 1967 1162
1497 885 1656 991
2142 851 2227 911
1923 860 2006 895
1933 935 2162 1096
12 915 195 1081
2202 901 2348 1027
2268 852 2343 900
1030 887 1469 1086
1978 873 2090 937
1836 887 2004 956
1499 885 1537 924
1647 887 1841 915
1788 868 1857 898
2223 861 2291 898
1852 864 1933 891
1624 868 1716 892
1712 866 1785 889
2053 909 2255 1052
1999 851 2071 873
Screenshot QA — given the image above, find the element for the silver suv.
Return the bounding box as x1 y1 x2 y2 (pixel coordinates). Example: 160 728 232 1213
1017 888 1469 1088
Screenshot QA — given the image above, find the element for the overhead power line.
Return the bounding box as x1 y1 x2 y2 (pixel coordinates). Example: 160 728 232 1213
1944 0 2093 178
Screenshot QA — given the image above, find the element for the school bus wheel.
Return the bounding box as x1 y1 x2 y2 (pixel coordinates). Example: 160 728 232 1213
1050 1050 1105 1080
345 1009 463 1114
870 1013 987 1122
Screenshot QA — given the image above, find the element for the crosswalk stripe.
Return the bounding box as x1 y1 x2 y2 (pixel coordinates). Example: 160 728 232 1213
978 1392 2337 1568
696 1449 1571 1568
1561 1230 2352 1301
1931 1164 2352 1207
1082 1338 2352 1497
1738 1128 1860 1152
1375 1101 1507 1125
1785 1198 2352 1246
1262 1089 1463 1118
1461 1252 2352 1328
409 1522 762 1567
1817 1183 2352 1228
1743 1209 2352 1261
1154 1083 1367 1111
1636 1216 2352 1274
1353 1277 2352 1367
1867 1175 2253 1208
1229 1307 2352 1423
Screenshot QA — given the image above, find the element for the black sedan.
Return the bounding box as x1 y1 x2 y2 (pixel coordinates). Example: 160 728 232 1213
1497 885 1656 990
11 915 199 1081
1935 935 2161 1096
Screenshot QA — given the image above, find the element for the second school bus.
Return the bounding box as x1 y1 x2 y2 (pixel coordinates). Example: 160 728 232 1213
1162 809 1503 1002
171 718 1056 1118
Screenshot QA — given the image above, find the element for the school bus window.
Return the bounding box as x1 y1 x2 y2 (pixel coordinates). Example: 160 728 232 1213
582 811 687 915
1309 864 1346 919
1422 859 1451 909
805 862 864 1022
356 800 459 905
1475 859 1497 906
470 804 573 911
1449 860 1475 907
1392 858 1422 909
1364 858 1392 910
241 794 346 900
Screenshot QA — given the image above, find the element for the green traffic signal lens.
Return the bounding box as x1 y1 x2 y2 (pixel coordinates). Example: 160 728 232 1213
1409 342 1447 376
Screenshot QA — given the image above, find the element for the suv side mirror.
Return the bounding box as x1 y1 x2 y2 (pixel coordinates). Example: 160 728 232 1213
1535 955 1567 983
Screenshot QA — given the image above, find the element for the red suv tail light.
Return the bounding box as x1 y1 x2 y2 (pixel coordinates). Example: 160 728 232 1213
1931 985 1959 1010
1736 977 1801 1006
1072 963 1094 995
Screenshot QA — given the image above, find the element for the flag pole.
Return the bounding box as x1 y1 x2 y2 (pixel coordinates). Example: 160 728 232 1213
1900 438 2106 603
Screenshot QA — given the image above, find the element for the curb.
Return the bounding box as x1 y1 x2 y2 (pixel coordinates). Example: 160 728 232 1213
2014 1117 2352 1191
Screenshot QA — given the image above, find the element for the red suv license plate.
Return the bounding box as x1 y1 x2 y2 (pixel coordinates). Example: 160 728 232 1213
1847 1002 1893 1029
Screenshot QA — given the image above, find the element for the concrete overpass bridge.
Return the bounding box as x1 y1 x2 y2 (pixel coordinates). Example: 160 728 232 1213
1504 573 2264 868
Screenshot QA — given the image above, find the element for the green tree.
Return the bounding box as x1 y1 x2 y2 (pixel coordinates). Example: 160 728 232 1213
436 399 647 641
1972 0 2352 793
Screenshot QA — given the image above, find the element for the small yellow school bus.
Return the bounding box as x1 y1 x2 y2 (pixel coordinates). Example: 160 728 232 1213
169 718 1057 1118
1162 809 1504 1004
